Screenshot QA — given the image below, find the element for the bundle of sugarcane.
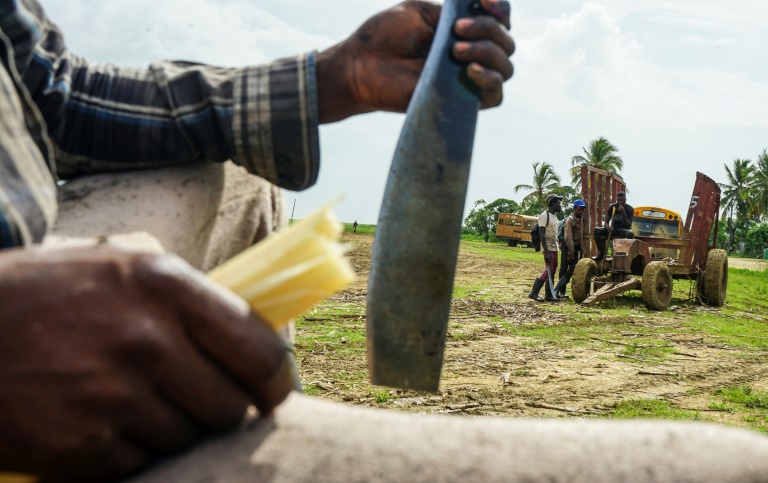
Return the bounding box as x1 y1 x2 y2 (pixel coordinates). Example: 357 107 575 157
208 202 355 330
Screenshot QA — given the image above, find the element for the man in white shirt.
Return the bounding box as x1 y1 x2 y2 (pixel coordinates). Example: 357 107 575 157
528 194 563 302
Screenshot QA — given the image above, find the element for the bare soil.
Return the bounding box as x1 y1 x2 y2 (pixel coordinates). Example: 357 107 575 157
297 233 768 428
729 257 768 271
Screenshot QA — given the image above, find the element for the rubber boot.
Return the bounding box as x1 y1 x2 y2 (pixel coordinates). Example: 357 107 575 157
554 276 569 299
592 236 607 261
545 281 561 302
528 279 545 302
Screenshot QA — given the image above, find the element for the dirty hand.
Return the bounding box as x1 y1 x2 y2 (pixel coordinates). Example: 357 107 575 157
316 0 514 123
0 246 293 481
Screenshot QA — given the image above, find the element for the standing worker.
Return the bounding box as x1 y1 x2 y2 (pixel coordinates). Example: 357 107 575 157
554 199 586 298
592 191 634 261
528 194 563 302
353 221 359 233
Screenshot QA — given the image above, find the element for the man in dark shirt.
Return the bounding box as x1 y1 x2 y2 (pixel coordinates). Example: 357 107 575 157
592 191 634 261
554 199 586 298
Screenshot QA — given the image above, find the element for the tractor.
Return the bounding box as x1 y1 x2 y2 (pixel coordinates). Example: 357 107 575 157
571 166 727 310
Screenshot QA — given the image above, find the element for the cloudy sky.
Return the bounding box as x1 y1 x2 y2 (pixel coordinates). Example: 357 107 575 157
45 0 768 224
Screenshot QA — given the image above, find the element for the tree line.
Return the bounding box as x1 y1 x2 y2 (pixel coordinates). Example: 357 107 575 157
719 152 768 257
464 138 768 258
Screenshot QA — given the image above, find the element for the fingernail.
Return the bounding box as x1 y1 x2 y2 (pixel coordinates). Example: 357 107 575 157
456 18 472 30
455 42 470 53
471 63 484 74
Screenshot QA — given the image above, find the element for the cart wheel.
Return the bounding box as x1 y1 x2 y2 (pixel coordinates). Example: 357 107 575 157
508 240 518 247
642 261 673 310
572 258 597 303
702 249 728 307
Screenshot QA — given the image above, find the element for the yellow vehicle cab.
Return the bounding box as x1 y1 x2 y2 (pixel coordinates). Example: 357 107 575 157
632 206 683 259
496 213 538 248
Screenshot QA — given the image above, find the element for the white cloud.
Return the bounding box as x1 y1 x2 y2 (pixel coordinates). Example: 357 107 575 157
44 0 332 66
512 2 768 130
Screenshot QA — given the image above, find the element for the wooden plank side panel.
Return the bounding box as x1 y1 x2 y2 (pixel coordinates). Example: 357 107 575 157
580 165 625 257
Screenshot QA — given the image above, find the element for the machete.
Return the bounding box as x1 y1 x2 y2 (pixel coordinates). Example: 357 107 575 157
366 0 486 392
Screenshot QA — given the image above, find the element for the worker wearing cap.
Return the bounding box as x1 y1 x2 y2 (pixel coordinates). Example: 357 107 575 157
529 194 562 302
592 191 634 261
553 199 587 298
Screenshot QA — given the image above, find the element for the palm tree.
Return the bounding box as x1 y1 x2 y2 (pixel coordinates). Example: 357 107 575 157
748 149 768 220
720 158 754 253
570 137 624 188
514 162 562 214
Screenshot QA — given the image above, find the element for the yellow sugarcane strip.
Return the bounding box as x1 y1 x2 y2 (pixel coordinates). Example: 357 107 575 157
208 201 355 330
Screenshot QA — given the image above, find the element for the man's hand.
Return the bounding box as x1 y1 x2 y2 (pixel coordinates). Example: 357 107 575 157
0 246 293 480
317 0 514 123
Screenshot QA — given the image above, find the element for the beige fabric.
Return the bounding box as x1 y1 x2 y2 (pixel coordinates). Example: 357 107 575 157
201 163 287 272
46 161 292 345
47 161 285 272
132 393 768 482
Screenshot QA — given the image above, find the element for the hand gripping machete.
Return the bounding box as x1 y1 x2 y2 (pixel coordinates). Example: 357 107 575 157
367 0 489 392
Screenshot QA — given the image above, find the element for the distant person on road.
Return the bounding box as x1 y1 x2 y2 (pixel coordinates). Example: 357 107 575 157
529 194 562 302
554 199 586 298
353 221 358 233
592 191 634 261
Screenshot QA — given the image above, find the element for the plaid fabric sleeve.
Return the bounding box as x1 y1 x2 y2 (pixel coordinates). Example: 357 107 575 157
17 0 321 191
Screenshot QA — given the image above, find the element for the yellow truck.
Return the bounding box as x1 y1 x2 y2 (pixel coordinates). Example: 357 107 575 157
496 213 538 248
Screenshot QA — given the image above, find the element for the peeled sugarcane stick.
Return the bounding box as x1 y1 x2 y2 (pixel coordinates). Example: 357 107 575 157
208 202 356 330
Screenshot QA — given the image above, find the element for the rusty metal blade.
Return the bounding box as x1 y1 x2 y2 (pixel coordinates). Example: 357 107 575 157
366 0 483 392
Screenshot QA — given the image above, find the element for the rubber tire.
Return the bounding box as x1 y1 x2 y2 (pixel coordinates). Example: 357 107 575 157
702 249 728 307
509 240 518 248
572 258 597 303
642 261 673 311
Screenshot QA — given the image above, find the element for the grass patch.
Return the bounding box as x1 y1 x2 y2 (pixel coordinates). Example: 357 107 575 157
709 386 768 434
460 239 542 263
717 386 768 409
372 389 392 404
723 268 768 311
683 313 768 351
295 309 366 355
342 222 376 234
303 384 322 396
707 402 736 413
609 399 702 421
501 318 674 361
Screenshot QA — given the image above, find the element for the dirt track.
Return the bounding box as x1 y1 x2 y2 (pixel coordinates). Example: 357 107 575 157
297 233 768 428
729 257 768 271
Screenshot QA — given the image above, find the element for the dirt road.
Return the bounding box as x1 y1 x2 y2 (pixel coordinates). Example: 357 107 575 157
729 257 768 271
